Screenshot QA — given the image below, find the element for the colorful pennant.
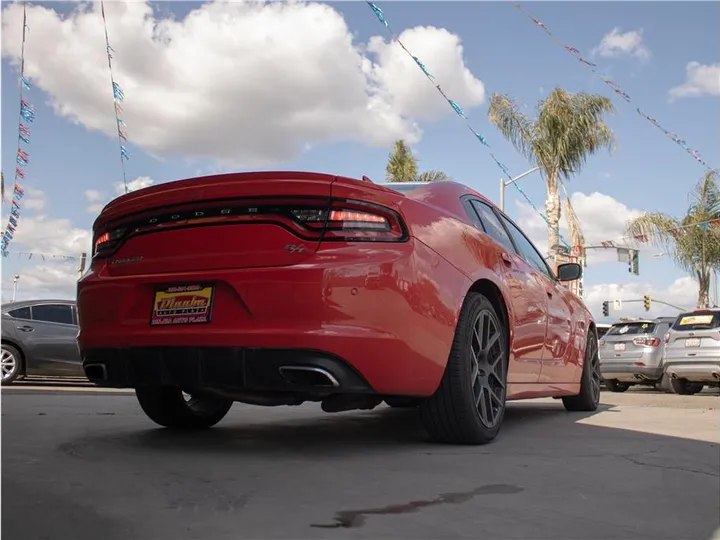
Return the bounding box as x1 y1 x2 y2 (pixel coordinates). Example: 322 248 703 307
365 2 571 249
2 250 80 262
101 2 130 193
1 2 33 256
512 2 712 171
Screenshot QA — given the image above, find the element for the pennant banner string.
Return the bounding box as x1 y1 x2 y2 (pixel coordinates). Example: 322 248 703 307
366 2 571 249
512 2 713 171
2 250 82 262
101 1 129 194
1 1 33 257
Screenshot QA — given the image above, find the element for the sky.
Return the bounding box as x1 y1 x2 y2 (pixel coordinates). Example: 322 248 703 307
1 0 718 323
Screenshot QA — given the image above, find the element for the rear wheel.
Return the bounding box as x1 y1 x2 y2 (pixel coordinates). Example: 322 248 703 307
135 387 233 429
420 292 508 445
563 331 601 411
669 378 704 395
605 379 630 393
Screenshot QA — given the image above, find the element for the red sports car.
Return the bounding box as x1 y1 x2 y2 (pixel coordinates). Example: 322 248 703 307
77 171 600 444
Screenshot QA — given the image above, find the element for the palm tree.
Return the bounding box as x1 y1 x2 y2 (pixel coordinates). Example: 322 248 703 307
626 170 720 309
488 87 615 257
385 140 452 183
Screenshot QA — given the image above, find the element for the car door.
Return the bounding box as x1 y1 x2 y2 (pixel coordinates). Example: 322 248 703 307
466 199 546 384
497 215 576 384
21 303 82 377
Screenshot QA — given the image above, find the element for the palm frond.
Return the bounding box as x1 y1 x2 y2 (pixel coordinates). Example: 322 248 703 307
487 93 537 163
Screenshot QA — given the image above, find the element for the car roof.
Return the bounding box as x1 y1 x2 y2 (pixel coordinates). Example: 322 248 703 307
2 299 76 311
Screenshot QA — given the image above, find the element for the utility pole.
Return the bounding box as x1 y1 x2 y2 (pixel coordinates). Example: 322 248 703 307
77 252 87 279
12 274 20 302
499 166 540 211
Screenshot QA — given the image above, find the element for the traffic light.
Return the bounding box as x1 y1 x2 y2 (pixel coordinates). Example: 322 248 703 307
602 301 609 317
628 249 639 275
643 294 651 311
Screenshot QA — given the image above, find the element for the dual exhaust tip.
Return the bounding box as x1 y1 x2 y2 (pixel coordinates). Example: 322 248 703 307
84 362 340 389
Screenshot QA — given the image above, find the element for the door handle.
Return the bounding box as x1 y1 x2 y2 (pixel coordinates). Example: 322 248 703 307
546 289 553 299
16 325 34 332
501 253 513 267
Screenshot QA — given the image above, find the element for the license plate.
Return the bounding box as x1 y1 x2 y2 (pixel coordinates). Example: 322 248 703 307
685 338 700 348
150 284 215 326
614 343 626 351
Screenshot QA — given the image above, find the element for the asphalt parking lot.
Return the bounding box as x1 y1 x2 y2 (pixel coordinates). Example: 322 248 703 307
2 383 719 540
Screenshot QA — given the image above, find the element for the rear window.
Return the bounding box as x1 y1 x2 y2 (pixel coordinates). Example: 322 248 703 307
672 311 720 331
606 322 657 336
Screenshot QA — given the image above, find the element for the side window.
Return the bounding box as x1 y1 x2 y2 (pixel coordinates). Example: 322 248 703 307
8 307 31 320
499 215 554 280
31 304 75 325
469 200 516 253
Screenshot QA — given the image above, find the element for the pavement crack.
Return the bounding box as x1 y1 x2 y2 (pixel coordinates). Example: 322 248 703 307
310 484 523 529
619 454 719 477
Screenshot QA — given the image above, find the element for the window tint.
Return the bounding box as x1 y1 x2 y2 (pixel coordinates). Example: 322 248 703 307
498 215 554 279
470 200 515 253
8 307 31 320
31 304 74 325
672 311 720 331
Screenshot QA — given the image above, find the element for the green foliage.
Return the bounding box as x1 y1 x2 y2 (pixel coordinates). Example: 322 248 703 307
626 170 720 308
385 140 452 183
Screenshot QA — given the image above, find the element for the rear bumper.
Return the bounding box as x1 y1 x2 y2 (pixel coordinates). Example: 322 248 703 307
600 363 663 383
664 361 720 383
77 240 470 396
83 347 372 394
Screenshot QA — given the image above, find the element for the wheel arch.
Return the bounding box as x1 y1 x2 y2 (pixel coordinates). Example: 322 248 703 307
467 278 512 361
1 338 27 375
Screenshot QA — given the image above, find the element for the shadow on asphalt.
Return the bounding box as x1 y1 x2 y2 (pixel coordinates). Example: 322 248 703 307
60 401 617 457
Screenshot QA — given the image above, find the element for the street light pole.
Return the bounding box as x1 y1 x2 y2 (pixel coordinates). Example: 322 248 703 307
499 166 541 211
12 274 20 302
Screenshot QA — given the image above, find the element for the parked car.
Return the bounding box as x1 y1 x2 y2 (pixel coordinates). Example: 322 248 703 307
1 300 83 384
77 172 601 445
662 308 720 395
598 317 677 392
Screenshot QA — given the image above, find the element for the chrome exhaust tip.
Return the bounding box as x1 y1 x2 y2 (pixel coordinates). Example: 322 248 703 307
278 366 340 388
84 363 108 382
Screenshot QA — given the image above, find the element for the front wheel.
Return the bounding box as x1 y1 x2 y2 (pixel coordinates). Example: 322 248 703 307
605 379 630 393
135 387 233 429
669 378 704 395
420 292 508 445
563 330 601 412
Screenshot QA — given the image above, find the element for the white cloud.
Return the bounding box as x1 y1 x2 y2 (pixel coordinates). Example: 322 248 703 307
2 262 80 302
84 189 103 202
513 190 645 262
593 28 650 62
668 62 720 100
23 188 46 212
10 214 91 257
585 276 698 321
1 1 485 167
115 176 154 196
365 26 485 121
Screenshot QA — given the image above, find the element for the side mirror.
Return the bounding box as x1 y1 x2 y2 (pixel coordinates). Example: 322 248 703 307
557 262 582 282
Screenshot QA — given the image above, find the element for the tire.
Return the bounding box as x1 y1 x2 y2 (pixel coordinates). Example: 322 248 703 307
384 397 420 408
419 292 508 445
605 379 630 393
135 387 233 429
563 330 601 412
669 378 704 395
1 344 24 385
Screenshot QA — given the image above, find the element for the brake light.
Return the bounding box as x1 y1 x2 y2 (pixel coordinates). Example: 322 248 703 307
632 337 660 347
291 202 406 241
93 228 126 258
